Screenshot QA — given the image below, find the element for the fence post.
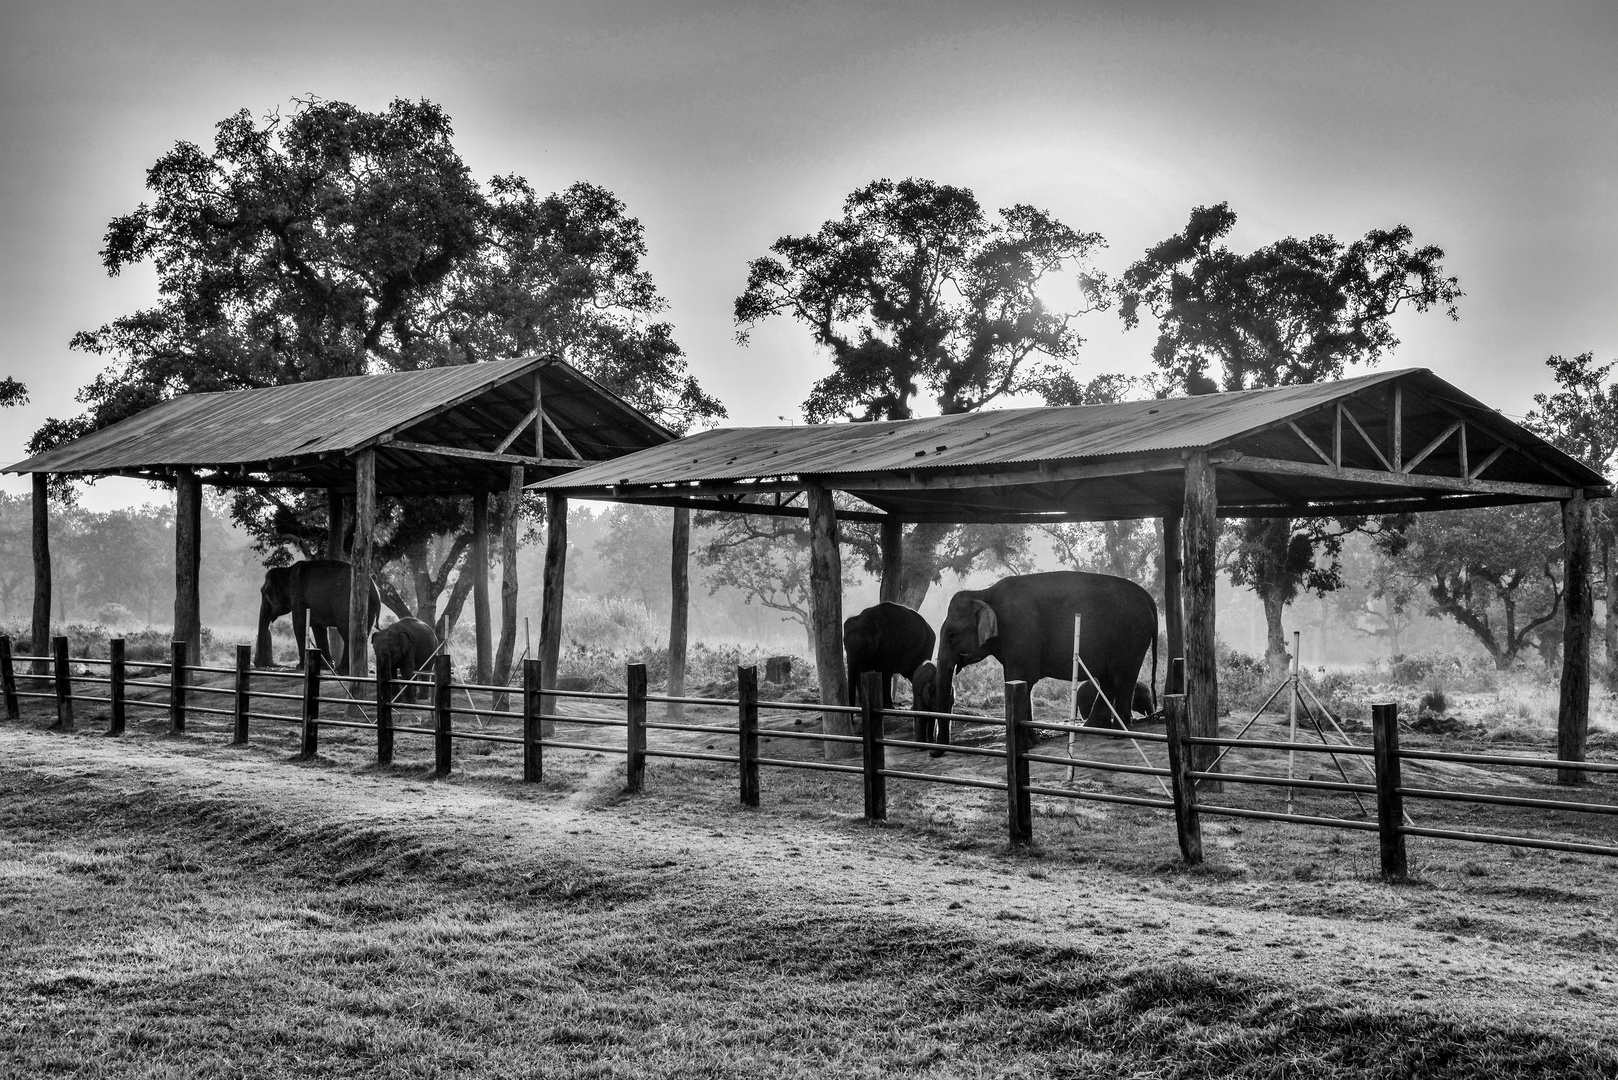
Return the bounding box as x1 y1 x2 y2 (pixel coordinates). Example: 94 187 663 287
1169 657 1185 706
108 638 124 736
301 647 321 759
861 670 886 821
1004 680 1033 846
232 643 250 745
738 665 760 807
52 635 73 731
376 661 394 766
626 663 647 793
169 639 187 735
1162 693 1202 865
522 658 542 783
0 636 17 720
433 654 452 778
1371 701 1408 881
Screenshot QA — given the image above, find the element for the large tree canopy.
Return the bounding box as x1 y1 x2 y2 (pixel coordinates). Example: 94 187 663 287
1118 203 1462 671
40 97 723 653
733 177 1104 606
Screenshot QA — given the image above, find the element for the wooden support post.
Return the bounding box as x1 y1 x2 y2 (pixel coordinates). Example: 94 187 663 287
539 493 567 726
1 636 19 720
348 449 375 682
325 488 347 560
174 467 202 667
301 646 321 759
1559 490 1592 784
1390 382 1403 471
433 653 452 777
860 670 886 821
108 638 124 736
31 474 51 685
878 516 903 604
738 665 759 808
668 507 691 722
522 657 542 783
1004 680 1033 846
169 639 187 735
1162 515 1184 695
806 484 853 758
471 488 493 685
626 662 647 793
1162 693 1202 865
51 635 73 731
376 661 394 766
1371 701 1407 881
492 466 523 708
1183 453 1220 790
232 643 250 744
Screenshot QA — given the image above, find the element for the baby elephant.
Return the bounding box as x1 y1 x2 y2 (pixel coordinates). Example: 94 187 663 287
371 617 439 702
1075 679 1156 727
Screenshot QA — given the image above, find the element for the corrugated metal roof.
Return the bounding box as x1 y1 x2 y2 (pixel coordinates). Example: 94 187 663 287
6 356 670 476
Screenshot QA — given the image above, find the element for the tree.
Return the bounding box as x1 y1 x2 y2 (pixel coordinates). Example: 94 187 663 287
40 98 721 654
1375 504 1563 670
1524 351 1618 685
0 378 25 409
734 177 1105 607
1118 202 1462 671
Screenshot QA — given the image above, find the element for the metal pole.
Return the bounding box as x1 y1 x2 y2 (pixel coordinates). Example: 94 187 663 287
1287 630 1300 815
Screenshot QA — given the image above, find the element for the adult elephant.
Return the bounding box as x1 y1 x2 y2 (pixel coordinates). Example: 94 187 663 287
1075 680 1157 726
932 571 1157 754
843 602 936 709
371 617 439 702
254 560 380 674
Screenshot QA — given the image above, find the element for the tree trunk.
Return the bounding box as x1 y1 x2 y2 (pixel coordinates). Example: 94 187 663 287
1559 491 1592 783
493 467 523 693
173 467 202 667
667 507 690 720
1162 515 1183 694
31 473 50 681
347 449 375 682
895 521 952 610
1604 534 1616 692
1260 589 1287 674
1183 454 1220 788
539 494 567 721
878 516 903 604
806 485 853 758
471 490 492 684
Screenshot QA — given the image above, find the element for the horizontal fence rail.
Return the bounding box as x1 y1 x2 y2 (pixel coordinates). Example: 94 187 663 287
2 636 1616 874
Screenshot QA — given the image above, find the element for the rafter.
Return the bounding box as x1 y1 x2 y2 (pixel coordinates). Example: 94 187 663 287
1340 406 1393 471
1402 420 1462 474
1287 421 1333 466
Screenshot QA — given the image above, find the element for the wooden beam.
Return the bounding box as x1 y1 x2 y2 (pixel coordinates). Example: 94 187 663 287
384 439 588 469
1559 490 1592 784
1391 382 1403 471
173 466 202 667
543 412 584 460
1183 454 1219 789
325 488 348 563
1341 405 1394 471
1468 443 1507 480
878 516 903 603
1226 454 1576 500
1403 420 1462 474
1287 421 1333 467
471 489 493 684
1333 403 1343 468
495 405 541 454
668 507 691 722
806 484 854 758
539 493 567 723
347 449 375 681
584 493 890 524
533 372 544 458
1163 514 1184 696
1458 422 1469 475
31 474 51 682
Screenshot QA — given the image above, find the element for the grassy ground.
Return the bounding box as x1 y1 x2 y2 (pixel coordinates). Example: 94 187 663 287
4 674 1618 1077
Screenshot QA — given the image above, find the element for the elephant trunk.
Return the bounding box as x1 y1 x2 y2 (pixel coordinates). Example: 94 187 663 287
253 598 275 668
846 658 861 708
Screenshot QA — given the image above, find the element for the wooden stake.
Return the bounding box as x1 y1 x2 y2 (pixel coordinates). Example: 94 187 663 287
860 670 886 821
433 653 452 777
1559 490 1592 784
738 665 760 807
627 663 648 793
806 484 853 758
301 646 320 759
522 657 542 783
108 638 124 735
232 643 250 744
1162 694 1202 865
170 639 187 735
1004 680 1033 846
1371 701 1408 881
376 660 394 766
52 635 73 731
1183 453 1221 790
1 636 20 720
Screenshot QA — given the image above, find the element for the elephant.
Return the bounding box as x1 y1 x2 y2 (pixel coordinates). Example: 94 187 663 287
911 660 942 742
254 560 380 674
843 602 936 710
371 617 439 702
1074 680 1157 727
931 571 1157 755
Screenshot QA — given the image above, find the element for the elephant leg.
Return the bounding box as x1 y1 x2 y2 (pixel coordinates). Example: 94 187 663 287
929 715 951 758
293 608 309 670
882 674 893 711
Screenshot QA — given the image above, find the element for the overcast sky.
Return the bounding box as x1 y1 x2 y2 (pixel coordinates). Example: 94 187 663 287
2 0 1614 509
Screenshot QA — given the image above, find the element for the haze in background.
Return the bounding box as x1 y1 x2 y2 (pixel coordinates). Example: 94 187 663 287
3 1 1615 511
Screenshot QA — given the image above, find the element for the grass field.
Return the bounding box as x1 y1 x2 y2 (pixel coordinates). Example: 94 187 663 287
3 684 1618 1077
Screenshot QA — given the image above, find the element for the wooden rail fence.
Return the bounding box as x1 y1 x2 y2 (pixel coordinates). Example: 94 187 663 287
3 635 1617 878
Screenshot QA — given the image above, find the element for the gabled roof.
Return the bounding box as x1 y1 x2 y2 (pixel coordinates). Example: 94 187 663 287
7 356 674 496
537 368 1609 523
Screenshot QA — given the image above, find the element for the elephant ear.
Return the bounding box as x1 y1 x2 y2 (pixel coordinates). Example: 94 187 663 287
972 600 998 644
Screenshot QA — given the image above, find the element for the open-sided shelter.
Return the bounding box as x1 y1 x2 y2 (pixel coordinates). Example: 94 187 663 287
7 355 674 692
534 367 1612 772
